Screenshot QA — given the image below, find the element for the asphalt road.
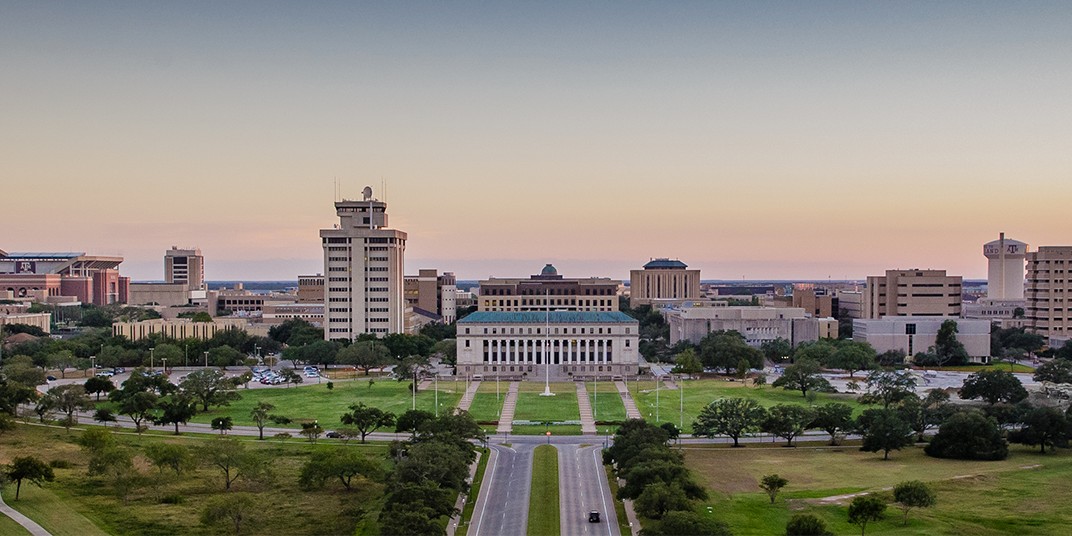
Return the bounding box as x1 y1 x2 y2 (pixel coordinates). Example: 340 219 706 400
467 442 535 536
558 443 620 536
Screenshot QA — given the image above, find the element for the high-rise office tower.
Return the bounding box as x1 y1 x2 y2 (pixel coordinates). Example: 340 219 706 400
164 247 204 290
1026 246 1072 343
983 233 1027 301
320 187 406 340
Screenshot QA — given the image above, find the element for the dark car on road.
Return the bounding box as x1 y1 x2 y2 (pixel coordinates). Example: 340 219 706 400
588 511 600 523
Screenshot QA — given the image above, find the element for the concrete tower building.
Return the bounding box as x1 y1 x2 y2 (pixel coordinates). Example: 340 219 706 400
320 187 407 340
983 233 1027 301
1026 246 1072 344
164 247 205 290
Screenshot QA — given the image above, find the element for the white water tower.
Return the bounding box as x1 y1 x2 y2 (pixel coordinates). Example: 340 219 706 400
983 233 1027 300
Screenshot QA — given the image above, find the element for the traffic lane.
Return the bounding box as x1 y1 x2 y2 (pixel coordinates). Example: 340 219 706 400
468 443 533 536
559 444 619 536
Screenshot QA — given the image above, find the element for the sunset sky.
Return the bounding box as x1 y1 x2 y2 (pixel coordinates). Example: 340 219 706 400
4 2 1071 281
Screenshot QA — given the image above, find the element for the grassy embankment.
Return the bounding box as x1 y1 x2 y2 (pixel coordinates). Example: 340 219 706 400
527 444 561 536
1 421 389 535
684 443 1072 535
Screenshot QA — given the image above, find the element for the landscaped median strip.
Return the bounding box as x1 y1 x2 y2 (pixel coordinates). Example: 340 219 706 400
527 444 561 536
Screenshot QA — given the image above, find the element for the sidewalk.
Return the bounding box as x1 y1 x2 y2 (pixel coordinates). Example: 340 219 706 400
614 381 642 419
574 382 598 435
455 380 481 414
495 382 520 434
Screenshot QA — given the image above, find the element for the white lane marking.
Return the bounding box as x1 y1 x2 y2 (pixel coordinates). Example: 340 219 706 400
473 446 499 536
593 447 613 536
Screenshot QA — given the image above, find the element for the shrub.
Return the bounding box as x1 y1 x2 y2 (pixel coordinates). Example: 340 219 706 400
786 513 833 536
48 459 73 469
160 493 185 504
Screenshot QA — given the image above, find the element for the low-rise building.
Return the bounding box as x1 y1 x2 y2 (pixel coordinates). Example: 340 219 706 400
456 311 639 380
863 269 962 319
0 312 52 334
853 317 991 360
478 264 619 313
628 258 701 308
113 318 250 341
667 306 836 347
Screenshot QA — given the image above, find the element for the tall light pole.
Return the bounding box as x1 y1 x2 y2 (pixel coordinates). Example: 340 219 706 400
204 351 209 368
150 347 155 371
434 373 439 418
90 356 96 376
540 289 554 397
161 358 167 374
184 344 188 368
593 376 598 420
656 373 660 423
679 376 684 432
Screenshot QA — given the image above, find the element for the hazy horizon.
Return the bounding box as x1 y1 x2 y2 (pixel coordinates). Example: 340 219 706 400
5 2 1070 281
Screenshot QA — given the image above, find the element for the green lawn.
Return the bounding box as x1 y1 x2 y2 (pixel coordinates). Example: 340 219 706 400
1 484 108 536
457 447 491 534
187 379 462 428
629 379 866 433
587 382 626 423
511 424 583 436
684 443 1072 535
0 514 30 536
527 445 561 536
466 393 504 423
513 391 579 423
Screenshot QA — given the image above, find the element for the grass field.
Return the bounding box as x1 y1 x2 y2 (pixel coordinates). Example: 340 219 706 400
186 379 462 428
512 424 583 436
466 393 505 423
1 422 389 535
629 379 866 433
457 448 490 533
513 382 580 423
527 445 560 536
684 443 1072 535
0 512 31 536
588 381 626 423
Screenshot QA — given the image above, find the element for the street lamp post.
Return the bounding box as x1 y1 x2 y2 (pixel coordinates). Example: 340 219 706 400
161 358 167 374
150 347 155 372
434 373 439 418
90 356 96 376
204 351 209 368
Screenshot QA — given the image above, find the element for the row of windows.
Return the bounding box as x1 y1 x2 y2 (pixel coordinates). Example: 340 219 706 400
369 287 388 292
327 246 348 252
328 256 349 262
367 277 389 282
463 326 630 335
328 266 348 272
370 297 389 302
369 307 389 312
369 256 388 261
328 307 351 313
329 287 348 292
483 287 615 296
329 277 349 282
370 318 389 323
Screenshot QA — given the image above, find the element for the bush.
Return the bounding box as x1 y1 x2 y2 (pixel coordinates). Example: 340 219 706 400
925 410 1008 460
48 459 73 469
159 493 185 504
786 513 833 536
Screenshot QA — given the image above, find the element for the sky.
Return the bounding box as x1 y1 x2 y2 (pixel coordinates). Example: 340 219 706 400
3 2 1071 281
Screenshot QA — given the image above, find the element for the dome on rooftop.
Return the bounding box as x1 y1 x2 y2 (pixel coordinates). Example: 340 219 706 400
541 264 558 276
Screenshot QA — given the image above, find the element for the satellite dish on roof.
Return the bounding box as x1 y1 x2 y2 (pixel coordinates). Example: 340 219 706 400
362 186 373 201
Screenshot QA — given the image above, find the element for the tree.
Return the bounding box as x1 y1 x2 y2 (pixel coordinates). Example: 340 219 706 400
933 319 970 366
897 390 953 441
94 408 118 426
382 333 436 358
46 350 76 378
298 449 380 491
925 410 1008 460
1033 359 1072 384
1 355 46 387
760 337 793 362
672 348 703 375
0 378 36 416
857 408 914 460
431 338 457 366
337 340 392 375
249 402 278 440
772 358 831 398
41 384 90 430
959 369 1028 405
829 341 877 378
810 402 854 445
280 368 303 387
762 405 814 447
199 439 270 491
699 331 764 373
154 394 198 435
151 343 183 369
341 403 396 443
208 345 245 367
876 349 907 367
1008 406 1072 453
760 474 788 504
791 340 837 366
114 390 159 433
785 514 833 536
4 456 55 500
848 495 886 536
212 416 234 435
691 397 767 447
395 354 430 393
180 369 241 411
84 376 115 401
144 443 193 475
395 409 435 438
201 493 256 534
634 481 690 519
893 480 936 526
859 370 917 409
300 422 323 443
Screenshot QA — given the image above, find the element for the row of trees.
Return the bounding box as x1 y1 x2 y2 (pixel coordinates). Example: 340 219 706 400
775 479 936 535
604 420 728 535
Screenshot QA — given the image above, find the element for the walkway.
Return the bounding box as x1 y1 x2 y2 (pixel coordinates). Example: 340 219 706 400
455 380 481 414
0 491 51 536
615 381 642 420
495 382 520 434
574 382 598 435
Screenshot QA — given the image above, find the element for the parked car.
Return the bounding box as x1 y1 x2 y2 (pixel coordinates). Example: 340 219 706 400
96 370 115 377
324 430 342 439
46 375 57 382
113 367 126 374
305 371 319 378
